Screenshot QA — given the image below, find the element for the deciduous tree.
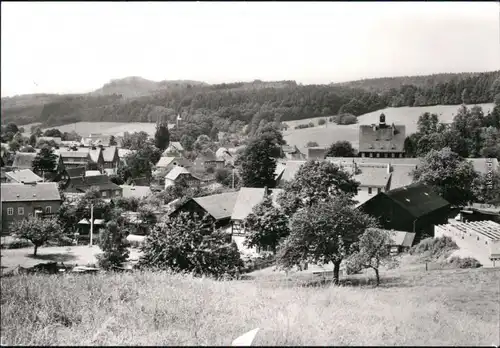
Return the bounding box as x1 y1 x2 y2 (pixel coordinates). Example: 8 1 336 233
325 140 356 158
32 146 58 179
10 216 64 256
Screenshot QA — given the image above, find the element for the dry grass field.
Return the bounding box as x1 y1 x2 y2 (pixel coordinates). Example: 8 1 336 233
283 103 494 152
1 257 499 346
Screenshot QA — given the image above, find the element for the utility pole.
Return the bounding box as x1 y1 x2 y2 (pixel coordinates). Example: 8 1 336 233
232 167 235 189
89 204 94 247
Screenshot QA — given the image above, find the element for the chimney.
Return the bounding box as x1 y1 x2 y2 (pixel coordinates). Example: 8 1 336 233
386 163 391 174
264 186 269 196
379 113 386 127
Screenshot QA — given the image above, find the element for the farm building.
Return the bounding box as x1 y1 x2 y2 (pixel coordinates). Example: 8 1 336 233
231 187 284 255
281 145 306 160
358 183 451 242
435 220 500 267
64 174 122 199
170 191 239 230
307 147 328 160
358 114 406 158
193 149 225 170
1 182 62 234
459 203 500 224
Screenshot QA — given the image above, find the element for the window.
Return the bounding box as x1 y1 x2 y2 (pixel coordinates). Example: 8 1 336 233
7 207 14 215
368 187 372 194
115 190 121 196
45 206 52 214
18 207 24 215
102 191 107 197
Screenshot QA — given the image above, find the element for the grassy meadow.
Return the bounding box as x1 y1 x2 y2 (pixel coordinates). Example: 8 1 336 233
283 103 494 152
1 258 499 346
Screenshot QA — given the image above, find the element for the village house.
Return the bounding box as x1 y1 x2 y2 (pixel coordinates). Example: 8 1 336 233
1 182 62 234
65 166 86 179
193 149 225 170
64 174 122 199
170 191 239 230
435 220 500 267
102 146 120 174
155 156 192 171
162 142 185 157
3 169 43 183
164 166 200 189
384 229 416 254
281 145 306 160
358 114 406 158
57 149 92 169
81 133 111 147
120 185 152 200
215 147 234 164
230 187 284 255
358 182 451 242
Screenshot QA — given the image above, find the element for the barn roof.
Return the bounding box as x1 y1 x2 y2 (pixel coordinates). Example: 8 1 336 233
66 174 121 193
384 183 450 218
1 182 61 202
66 166 86 178
165 166 191 181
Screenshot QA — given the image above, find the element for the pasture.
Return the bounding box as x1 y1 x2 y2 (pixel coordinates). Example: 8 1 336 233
283 103 494 152
1 262 499 346
23 122 175 138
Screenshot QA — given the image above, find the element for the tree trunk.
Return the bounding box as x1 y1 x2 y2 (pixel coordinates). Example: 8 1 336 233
332 261 341 285
33 244 38 256
374 268 380 287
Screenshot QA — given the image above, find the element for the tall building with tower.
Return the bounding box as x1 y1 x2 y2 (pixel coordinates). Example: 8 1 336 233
358 114 406 158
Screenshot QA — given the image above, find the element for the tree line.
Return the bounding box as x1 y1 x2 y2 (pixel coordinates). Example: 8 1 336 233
2 71 498 135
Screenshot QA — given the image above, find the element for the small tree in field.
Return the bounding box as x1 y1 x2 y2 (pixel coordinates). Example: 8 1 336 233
97 220 130 270
10 216 64 256
139 212 243 278
346 228 397 286
244 195 290 254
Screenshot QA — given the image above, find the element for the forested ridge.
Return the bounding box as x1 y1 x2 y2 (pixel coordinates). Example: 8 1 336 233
2 71 499 133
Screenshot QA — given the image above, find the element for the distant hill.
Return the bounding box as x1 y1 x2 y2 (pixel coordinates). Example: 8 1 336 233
92 76 209 98
333 71 499 92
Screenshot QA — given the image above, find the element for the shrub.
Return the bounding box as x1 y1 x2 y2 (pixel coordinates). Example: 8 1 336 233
318 119 326 126
308 122 315 128
1 238 34 249
334 113 358 125
294 124 310 130
410 236 458 259
449 256 482 269
97 221 130 270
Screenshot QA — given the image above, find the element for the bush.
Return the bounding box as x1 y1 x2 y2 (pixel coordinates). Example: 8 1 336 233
410 236 458 259
294 124 311 130
241 254 275 273
334 113 358 125
318 119 326 126
97 221 130 270
308 122 315 128
1 238 34 249
449 256 482 269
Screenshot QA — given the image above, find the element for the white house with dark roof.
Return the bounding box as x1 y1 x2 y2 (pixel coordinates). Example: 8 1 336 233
164 166 200 189
1 182 62 234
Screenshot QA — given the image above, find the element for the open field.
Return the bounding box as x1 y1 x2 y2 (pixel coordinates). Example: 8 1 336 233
20 122 176 138
1 262 499 346
283 103 494 152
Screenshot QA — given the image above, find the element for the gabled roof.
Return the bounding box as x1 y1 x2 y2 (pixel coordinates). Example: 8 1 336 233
1 182 61 202
276 160 307 183
120 185 152 199
66 166 86 178
156 156 191 168
102 146 118 162
66 174 121 193
358 124 406 153
4 169 43 183
231 187 284 221
162 142 184 156
58 150 90 159
385 229 416 247
191 191 240 220
12 153 37 169
215 147 233 160
353 166 391 188
384 183 450 218
88 148 102 163
165 166 191 181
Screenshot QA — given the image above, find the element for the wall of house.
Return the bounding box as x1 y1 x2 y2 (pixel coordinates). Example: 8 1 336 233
165 178 175 189
360 194 414 232
358 186 385 196
100 188 122 199
1 200 61 234
360 152 404 158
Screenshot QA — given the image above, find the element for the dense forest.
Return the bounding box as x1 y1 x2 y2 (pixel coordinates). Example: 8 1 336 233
2 71 499 134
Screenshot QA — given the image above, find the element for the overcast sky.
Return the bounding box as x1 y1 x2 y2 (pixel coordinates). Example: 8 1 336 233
1 1 499 97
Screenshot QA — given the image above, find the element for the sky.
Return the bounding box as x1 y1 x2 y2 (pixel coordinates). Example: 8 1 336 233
1 1 499 97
